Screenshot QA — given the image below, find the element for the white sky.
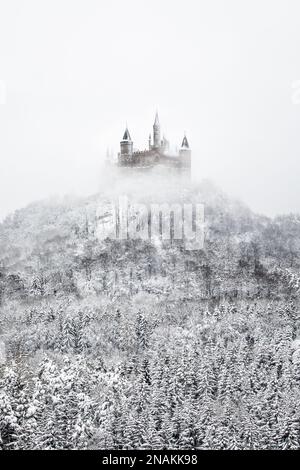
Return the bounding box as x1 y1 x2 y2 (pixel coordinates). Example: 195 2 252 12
0 0 300 219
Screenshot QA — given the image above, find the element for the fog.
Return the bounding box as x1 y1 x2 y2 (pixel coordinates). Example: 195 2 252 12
1 0 300 221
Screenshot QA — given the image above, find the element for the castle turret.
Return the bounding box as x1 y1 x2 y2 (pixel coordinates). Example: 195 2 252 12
153 112 161 149
119 127 133 165
180 135 191 155
179 134 191 175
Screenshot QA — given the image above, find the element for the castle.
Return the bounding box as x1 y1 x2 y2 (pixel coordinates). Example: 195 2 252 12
117 112 191 177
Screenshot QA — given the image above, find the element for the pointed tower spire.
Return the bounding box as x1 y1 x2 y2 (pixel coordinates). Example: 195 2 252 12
179 133 191 178
122 127 132 141
153 111 161 149
181 135 189 149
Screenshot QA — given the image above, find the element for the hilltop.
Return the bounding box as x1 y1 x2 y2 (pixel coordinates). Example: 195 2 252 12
0 179 299 303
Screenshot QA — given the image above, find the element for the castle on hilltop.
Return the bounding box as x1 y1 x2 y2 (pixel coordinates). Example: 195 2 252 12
117 112 191 177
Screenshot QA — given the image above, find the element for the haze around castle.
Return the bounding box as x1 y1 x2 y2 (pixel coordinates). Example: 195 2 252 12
1 0 300 220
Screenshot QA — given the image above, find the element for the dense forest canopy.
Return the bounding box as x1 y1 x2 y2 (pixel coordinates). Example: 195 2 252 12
0 180 300 449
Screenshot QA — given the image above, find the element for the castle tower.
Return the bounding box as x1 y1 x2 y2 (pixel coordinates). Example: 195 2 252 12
153 112 161 149
179 135 191 176
119 127 133 165
179 135 191 156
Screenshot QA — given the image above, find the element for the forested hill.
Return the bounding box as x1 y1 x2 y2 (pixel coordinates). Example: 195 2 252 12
0 181 300 303
0 181 300 450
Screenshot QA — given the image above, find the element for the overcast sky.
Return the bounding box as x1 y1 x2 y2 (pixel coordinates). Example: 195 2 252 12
0 0 300 220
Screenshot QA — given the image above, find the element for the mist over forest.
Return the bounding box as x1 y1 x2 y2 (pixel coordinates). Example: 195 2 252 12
1 175 300 449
